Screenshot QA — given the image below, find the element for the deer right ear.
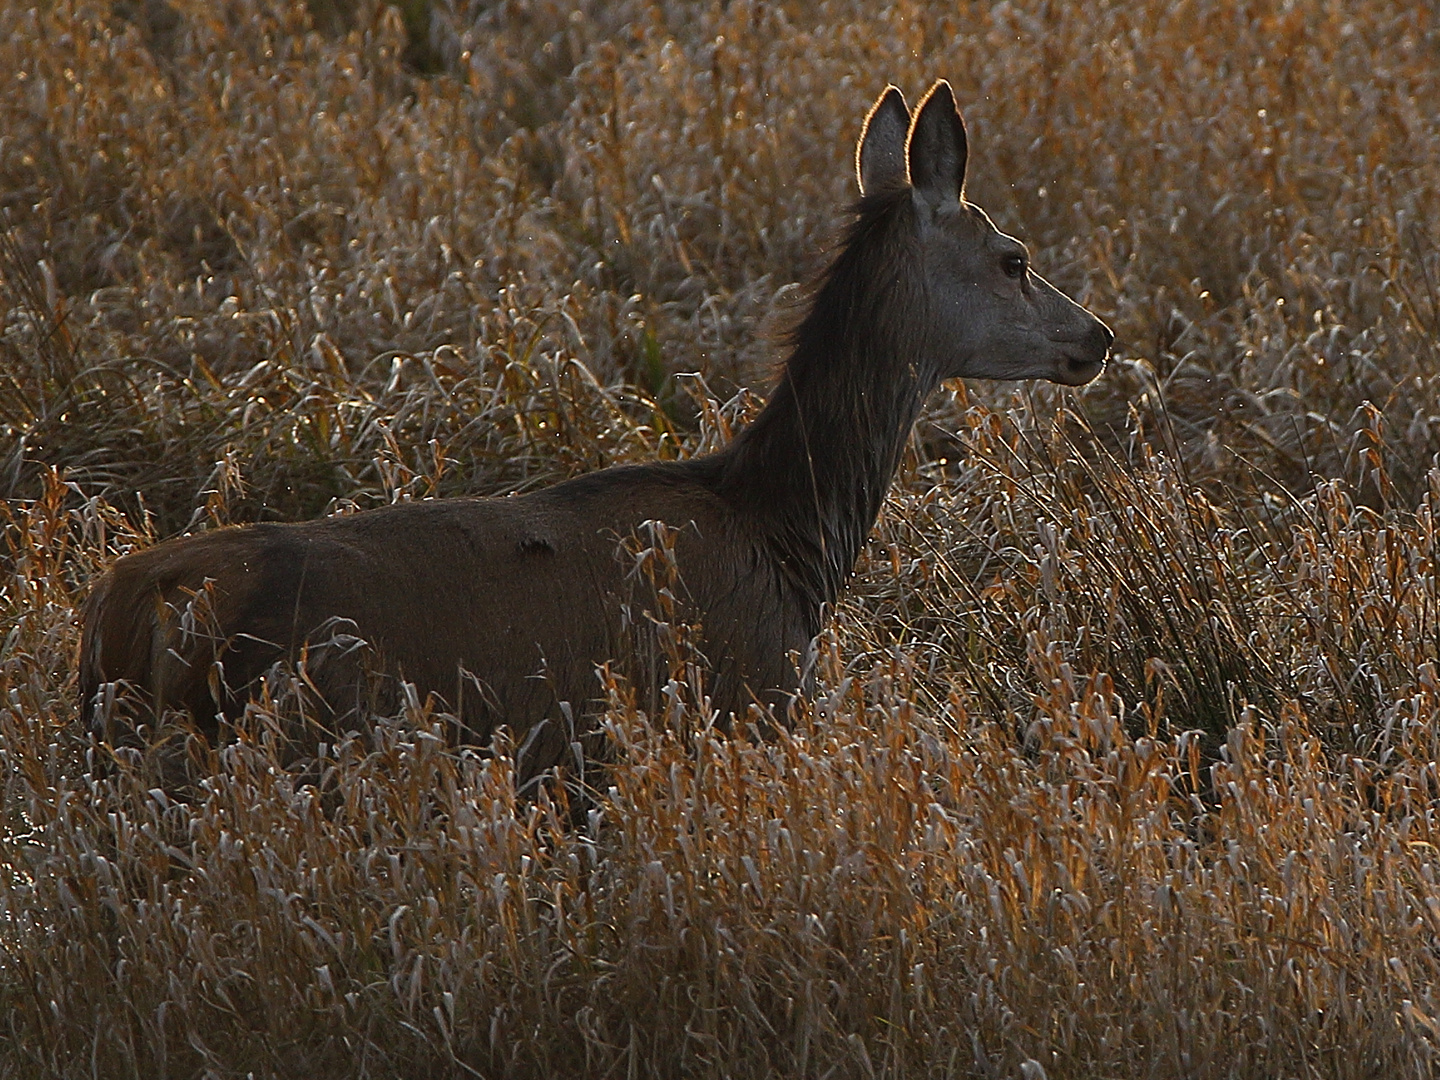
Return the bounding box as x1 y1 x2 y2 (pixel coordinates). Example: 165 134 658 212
856 86 910 196
907 80 967 211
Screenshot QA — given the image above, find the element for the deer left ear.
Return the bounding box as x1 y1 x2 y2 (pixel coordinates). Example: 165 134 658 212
907 80 967 210
856 86 910 196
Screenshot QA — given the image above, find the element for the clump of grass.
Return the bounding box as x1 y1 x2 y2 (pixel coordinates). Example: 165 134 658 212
5 0 1440 1075
847 386 1440 759
5 487 1440 1075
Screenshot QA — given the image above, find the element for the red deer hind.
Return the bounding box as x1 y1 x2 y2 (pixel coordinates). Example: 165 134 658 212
80 81 1113 779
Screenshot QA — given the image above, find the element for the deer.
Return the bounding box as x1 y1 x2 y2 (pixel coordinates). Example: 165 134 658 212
79 81 1113 783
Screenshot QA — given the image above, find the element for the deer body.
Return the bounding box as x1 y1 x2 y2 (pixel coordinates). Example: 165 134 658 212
80 82 1113 775
84 463 806 770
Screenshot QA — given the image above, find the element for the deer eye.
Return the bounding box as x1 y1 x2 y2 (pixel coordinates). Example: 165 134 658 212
1001 254 1027 279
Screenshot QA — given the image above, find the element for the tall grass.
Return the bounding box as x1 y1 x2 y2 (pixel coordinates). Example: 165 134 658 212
3 0 1440 1075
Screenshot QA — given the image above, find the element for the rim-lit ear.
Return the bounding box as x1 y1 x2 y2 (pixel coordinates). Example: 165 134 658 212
856 86 910 196
906 80 967 210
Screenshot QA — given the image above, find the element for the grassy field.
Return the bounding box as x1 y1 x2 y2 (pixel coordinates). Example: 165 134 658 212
3 0 1440 1076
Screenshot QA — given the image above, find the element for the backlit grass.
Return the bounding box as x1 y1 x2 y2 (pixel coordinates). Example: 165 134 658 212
3 1 1440 1076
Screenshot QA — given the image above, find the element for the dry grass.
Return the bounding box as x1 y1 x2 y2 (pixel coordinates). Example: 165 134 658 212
3 0 1440 1076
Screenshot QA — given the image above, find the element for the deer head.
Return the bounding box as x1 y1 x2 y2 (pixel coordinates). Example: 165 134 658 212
857 81 1113 387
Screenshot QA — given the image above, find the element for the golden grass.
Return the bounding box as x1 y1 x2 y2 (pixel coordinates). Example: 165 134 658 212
3 0 1440 1075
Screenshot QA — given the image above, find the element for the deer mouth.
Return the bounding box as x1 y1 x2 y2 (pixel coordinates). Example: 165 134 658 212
1052 352 1107 386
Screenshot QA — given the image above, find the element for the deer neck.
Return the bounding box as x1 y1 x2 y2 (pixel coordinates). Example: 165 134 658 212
718 269 934 610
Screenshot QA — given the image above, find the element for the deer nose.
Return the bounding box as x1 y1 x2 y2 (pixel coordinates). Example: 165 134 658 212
1094 319 1115 356
1054 318 1114 386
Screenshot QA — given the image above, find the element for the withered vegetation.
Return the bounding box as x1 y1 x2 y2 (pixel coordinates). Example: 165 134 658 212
2 1 1440 1077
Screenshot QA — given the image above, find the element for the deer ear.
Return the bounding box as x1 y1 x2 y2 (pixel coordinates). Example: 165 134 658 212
907 80 967 209
856 86 910 196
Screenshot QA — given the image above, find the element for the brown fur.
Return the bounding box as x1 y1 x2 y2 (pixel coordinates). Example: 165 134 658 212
79 81 1113 779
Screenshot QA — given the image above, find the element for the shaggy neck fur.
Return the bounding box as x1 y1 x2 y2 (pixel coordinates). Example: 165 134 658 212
716 188 935 611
